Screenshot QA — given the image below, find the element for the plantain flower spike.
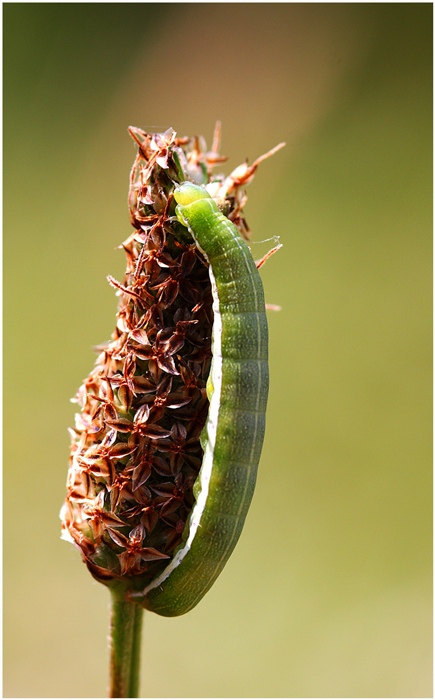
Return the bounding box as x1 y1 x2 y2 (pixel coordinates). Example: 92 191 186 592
60 124 281 598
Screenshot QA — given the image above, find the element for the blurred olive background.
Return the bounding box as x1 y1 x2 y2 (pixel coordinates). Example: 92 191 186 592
4 3 432 698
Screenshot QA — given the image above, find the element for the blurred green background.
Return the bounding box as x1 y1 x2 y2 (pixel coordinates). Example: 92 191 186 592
4 3 432 697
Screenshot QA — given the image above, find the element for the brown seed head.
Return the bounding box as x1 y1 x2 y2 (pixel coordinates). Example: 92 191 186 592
61 124 277 590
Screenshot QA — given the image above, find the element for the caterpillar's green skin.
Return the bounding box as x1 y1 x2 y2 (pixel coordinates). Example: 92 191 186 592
133 183 269 616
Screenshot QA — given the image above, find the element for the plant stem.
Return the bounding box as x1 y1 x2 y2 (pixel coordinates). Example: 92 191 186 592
108 584 144 698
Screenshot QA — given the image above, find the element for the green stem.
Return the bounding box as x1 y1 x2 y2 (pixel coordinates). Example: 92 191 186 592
108 584 144 698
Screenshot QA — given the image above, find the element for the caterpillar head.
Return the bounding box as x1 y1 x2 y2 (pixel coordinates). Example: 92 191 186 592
174 182 219 231
174 182 210 206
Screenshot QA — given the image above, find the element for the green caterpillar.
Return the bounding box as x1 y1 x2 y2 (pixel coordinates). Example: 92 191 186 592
131 182 269 616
